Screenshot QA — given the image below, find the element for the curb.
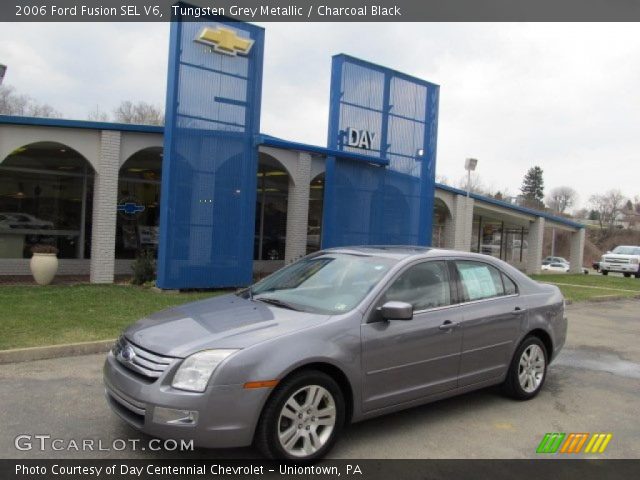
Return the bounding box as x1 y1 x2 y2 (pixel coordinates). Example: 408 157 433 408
565 293 640 306
0 339 116 365
584 293 640 303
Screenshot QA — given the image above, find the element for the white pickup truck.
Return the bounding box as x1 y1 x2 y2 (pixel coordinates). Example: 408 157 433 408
600 245 640 278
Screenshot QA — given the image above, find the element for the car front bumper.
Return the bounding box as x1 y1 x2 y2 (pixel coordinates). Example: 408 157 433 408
599 262 639 274
103 352 270 449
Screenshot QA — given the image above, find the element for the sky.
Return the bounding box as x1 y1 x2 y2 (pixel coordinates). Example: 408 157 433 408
1 22 639 209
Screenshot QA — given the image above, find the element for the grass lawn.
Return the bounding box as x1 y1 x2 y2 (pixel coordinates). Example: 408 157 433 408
0 285 224 350
530 273 640 303
2 273 639 350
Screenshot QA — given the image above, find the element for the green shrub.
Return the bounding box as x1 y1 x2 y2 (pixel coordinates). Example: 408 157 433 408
131 249 156 286
30 244 59 255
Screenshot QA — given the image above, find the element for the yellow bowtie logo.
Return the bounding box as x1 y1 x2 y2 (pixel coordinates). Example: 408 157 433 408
195 26 254 56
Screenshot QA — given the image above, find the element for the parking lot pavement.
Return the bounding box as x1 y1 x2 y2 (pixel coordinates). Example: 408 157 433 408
1 300 638 460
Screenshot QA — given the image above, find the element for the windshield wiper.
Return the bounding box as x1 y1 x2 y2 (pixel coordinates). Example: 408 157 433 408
253 297 301 311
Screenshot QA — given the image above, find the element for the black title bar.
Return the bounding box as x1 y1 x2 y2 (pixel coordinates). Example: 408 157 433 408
3 0 640 22
3 459 640 480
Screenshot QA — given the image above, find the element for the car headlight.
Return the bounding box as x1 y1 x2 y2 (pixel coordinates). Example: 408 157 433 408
171 349 238 392
630 258 639 265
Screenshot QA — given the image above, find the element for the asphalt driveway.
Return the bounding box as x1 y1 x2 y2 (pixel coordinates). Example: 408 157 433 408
1 299 638 459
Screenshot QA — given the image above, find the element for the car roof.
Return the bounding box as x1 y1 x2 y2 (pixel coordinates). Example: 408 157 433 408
320 245 541 292
322 245 485 261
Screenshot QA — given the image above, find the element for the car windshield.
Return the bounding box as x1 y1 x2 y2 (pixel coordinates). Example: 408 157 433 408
612 246 640 255
242 253 398 314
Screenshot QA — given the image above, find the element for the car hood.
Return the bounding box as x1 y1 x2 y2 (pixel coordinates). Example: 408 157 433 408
124 293 331 358
604 254 637 260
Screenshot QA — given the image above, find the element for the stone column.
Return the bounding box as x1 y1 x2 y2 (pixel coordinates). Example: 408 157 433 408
447 195 474 251
90 130 121 283
569 228 586 273
526 216 545 275
284 152 312 264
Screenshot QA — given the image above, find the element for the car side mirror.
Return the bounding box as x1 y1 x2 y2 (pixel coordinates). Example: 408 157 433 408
379 301 413 321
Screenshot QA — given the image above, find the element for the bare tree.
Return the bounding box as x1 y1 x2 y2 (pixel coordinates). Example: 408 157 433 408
546 186 578 214
573 208 590 220
435 174 450 186
113 100 164 125
456 172 485 194
0 85 60 118
588 189 627 231
87 104 109 122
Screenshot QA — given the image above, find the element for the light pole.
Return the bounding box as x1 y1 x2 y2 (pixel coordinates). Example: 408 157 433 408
0 64 7 86
464 158 478 197
464 158 478 252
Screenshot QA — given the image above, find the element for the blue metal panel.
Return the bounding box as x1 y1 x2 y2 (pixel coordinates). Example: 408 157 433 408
322 55 440 248
157 9 264 289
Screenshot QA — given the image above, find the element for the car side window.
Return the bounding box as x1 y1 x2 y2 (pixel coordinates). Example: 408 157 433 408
455 261 505 301
382 261 451 311
502 273 518 295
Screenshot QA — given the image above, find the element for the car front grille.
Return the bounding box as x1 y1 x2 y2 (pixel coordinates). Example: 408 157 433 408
604 256 630 264
113 336 174 381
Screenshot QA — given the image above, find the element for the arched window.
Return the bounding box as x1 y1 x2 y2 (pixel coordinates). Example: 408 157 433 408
0 142 94 259
116 147 162 259
255 154 289 261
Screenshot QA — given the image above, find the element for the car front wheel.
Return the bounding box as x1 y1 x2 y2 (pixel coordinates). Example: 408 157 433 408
503 336 548 400
601 270 608 276
254 370 345 460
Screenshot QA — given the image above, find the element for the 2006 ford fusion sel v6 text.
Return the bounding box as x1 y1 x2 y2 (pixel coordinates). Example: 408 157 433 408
103 247 567 460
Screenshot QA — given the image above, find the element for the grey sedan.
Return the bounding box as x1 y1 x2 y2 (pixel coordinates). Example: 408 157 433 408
103 246 567 460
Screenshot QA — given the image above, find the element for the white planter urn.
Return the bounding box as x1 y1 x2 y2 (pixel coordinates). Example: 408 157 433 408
30 253 59 285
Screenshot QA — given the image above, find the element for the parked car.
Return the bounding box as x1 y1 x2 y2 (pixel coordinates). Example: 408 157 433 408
541 262 570 272
0 212 54 230
104 246 567 460
543 256 569 265
599 245 640 278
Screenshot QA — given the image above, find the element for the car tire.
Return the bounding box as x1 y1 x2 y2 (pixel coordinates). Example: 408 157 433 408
635 272 640 279
601 270 608 276
502 336 548 400
254 370 345 461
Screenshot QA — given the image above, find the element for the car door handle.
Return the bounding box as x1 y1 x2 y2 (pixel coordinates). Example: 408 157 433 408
438 320 459 331
511 307 525 316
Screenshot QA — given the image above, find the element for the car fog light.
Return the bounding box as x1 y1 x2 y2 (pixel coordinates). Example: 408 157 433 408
153 407 199 426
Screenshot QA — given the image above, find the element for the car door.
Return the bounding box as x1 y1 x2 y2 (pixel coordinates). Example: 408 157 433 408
452 260 523 387
361 260 463 413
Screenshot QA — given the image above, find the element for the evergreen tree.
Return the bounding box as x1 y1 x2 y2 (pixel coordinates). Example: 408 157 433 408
520 166 545 209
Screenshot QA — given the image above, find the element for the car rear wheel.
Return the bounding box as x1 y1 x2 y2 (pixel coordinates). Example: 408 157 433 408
254 370 345 460
503 336 548 400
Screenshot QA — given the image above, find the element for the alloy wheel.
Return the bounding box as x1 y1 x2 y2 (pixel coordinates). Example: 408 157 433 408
518 344 545 393
277 385 337 457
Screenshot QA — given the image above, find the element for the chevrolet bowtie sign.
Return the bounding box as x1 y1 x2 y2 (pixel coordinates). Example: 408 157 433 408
195 26 254 56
